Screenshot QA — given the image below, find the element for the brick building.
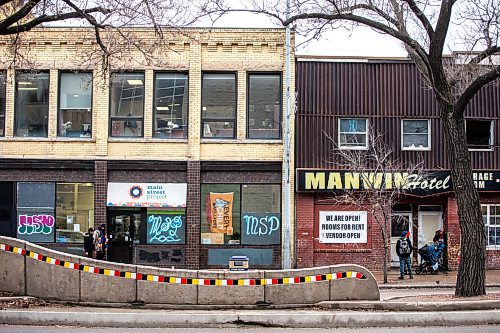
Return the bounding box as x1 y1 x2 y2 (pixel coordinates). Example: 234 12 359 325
0 28 295 269
294 56 500 271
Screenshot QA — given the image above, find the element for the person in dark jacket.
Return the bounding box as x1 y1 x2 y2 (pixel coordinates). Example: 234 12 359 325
396 230 413 280
83 228 94 258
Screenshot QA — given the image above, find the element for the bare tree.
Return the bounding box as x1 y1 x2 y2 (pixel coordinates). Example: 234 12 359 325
327 128 424 284
199 0 500 297
0 1 212 74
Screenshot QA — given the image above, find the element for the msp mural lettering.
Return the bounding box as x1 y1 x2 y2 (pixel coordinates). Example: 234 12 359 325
17 214 55 243
241 213 281 245
147 212 186 244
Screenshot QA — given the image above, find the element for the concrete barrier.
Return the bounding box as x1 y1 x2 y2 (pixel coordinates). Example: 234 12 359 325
25 242 80 301
0 236 380 305
264 267 331 304
198 270 265 305
0 238 26 295
137 266 198 304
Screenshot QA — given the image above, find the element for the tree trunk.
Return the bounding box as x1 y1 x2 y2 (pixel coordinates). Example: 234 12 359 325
441 106 486 297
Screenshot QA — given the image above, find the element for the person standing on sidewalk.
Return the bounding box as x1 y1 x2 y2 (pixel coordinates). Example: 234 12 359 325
94 224 107 260
396 230 413 280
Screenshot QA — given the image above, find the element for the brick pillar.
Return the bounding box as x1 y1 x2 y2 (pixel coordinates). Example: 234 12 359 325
186 160 200 270
296 194 315 268
94 161 108 229
445 195 461 270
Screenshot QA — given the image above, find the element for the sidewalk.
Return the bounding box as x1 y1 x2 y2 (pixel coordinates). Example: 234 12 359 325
372 269 500 288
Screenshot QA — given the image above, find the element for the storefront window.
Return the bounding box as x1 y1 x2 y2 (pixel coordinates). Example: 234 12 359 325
200 184 281 245
201 184 240 245
247 74 281 139
482 205 500 247
154 73 188 139
17 182 55 243
58 72 93 138
15 72 50 137
109 73 144 137
147 209 186 244
55 183 94 243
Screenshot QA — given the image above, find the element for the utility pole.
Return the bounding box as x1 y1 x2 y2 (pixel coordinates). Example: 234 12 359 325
282 0 292 270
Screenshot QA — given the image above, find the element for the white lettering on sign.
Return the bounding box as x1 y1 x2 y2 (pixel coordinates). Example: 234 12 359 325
319 211 368 244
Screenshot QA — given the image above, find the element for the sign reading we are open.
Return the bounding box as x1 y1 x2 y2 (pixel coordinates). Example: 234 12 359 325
319 211 368 244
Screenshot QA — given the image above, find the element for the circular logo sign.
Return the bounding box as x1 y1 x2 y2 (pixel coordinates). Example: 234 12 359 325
129 186 143 199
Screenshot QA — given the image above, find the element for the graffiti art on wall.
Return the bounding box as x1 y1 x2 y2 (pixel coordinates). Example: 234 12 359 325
147 212 186 244
17 214 55 243
241 213 281 245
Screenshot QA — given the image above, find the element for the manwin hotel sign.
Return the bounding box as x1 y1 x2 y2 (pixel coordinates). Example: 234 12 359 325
296 169 500 195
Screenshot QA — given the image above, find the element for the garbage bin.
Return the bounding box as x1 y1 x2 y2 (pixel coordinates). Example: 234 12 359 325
229 255 249 271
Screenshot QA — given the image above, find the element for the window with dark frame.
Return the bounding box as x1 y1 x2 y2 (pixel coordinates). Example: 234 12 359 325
109 72 144 137
201 73 236 139
14 72 50 137
402 119 430 150
247 74 281 139
58 72 93 138
0 73 5 137
338 118 368 149
482 205 500 247
153 73 188 139
200 184 281 246
466 119 493 150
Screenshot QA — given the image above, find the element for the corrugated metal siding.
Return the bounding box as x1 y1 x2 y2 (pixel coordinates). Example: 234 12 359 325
296 60 500 170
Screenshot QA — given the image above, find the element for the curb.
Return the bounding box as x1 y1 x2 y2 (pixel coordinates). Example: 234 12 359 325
318 300 500 311
379 284 500 289
1 309 500 328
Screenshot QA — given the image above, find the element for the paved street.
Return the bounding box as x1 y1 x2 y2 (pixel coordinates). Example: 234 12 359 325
1 325 500 333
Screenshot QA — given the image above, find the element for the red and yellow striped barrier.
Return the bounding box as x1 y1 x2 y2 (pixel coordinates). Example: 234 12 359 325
0 243 367 286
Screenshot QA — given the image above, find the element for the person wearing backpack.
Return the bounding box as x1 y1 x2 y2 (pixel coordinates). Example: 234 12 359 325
396 230 413 280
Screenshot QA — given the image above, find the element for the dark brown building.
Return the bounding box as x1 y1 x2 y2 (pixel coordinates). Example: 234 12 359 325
295 56 500 271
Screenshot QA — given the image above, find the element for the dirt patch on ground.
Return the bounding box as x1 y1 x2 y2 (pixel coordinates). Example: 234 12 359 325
393 293 500 302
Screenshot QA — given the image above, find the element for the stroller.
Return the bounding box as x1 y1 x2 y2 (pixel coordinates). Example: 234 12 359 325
415 241 445 275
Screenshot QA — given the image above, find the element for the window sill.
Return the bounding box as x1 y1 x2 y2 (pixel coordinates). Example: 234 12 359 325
486 246 500 251
108 138 188 143
201 139 283 144
402 147 431 151
469 148 494 152
338 146 368 150
0 137 96 142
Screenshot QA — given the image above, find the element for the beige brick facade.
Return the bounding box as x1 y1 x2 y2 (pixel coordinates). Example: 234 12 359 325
0 27 296 267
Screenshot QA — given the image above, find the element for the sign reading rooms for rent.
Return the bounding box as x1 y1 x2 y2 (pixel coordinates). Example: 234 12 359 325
319 211 368 244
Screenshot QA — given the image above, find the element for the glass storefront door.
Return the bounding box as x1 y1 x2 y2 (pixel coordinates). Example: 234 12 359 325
107 208 143 263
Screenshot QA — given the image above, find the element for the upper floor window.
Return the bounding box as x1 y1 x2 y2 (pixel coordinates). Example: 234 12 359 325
466 119 493 150
110 72 144 137
338 118 368 149
482 205 500 248
0 73 5 137
154 73 188 139
402 119 430 150
58 72 93 138
202 73 236 139
247 74 281 139
15 72 50 137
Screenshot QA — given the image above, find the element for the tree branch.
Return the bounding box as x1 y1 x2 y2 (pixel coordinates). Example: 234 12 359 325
0 6 110 35
468 46 500 65
402 0 435 39
429 0 454 61
0 0 41 32
455 65 500 115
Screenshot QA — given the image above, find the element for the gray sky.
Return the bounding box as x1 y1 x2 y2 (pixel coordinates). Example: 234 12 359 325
208 8 408 57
